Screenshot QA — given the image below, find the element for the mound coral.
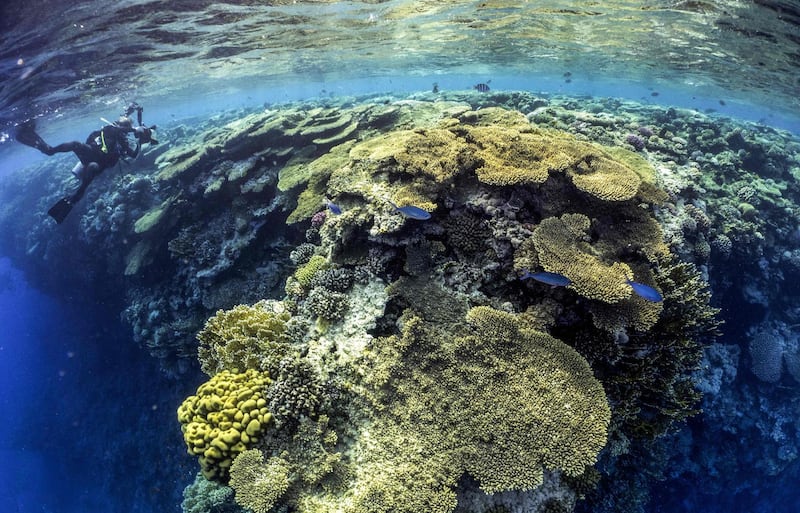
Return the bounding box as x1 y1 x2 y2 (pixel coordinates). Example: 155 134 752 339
177 369 274 481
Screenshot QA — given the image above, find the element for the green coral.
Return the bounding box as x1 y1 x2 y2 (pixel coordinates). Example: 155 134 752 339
229 450 291 513
197 300 293 377
177 369 274 481
294 255 329 288
181 473 236 513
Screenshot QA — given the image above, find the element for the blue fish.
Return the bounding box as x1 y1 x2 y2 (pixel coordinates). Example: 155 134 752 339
520 270 572 287
389 201 431 220
627 280 663 302
324 199 342 215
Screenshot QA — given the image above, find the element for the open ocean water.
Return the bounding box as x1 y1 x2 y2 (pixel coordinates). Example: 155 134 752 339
0 2 799 513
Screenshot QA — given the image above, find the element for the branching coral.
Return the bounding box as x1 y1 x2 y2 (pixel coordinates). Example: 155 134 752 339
181 473 236 513
197 300 293 377
305 287 350 321
266 356 324 426
228 450 291 513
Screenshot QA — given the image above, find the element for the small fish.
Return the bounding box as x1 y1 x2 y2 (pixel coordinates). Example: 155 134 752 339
324 199 342 215
520 270 572 287
719 99 726 106
473 82 491 92
388 201 431 220
627 280 663 302
432 82 439 93
650 91 659 97
563 71 572 78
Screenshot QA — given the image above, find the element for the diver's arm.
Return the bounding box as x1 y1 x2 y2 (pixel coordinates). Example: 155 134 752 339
128 139 141 158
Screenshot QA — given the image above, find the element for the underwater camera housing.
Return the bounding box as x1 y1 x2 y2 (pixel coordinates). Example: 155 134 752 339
134 125 158 145
125 102 158 145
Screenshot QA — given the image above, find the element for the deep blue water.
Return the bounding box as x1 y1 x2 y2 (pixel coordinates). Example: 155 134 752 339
0 257 197 513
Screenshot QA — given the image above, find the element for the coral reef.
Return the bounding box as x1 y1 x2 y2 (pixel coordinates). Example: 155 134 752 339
14 90 800 513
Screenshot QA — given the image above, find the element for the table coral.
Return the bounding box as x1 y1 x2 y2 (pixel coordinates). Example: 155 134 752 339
356 308 610 504
177 369 274 481
530 213 634 303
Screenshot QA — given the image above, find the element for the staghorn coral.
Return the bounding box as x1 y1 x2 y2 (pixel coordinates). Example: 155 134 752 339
197 300 293 377
177 369 274 481
228 450 291 513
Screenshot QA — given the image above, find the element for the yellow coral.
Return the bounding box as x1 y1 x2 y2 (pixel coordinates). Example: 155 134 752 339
197 300 292 376
349 128 468 183
469 126 573 186
229 450 291 513
567 154 641 201
293 255 328 288
358 308 610 500
531 214 634 303
133 194 179 234
177 369 274 481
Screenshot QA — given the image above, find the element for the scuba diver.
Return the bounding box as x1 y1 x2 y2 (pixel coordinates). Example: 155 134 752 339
14 102 157 223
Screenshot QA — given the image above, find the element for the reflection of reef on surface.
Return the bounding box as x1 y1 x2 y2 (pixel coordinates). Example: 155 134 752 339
1 90 799 513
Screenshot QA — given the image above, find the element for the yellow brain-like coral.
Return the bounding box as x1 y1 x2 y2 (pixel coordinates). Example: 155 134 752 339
177 369 274 481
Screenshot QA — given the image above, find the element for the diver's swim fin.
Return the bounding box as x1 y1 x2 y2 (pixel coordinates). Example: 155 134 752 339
14 120 53 154
47 197 74 224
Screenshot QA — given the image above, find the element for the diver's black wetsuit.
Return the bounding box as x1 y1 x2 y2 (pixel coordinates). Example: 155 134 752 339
15 108 153 223
42 124 140 204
